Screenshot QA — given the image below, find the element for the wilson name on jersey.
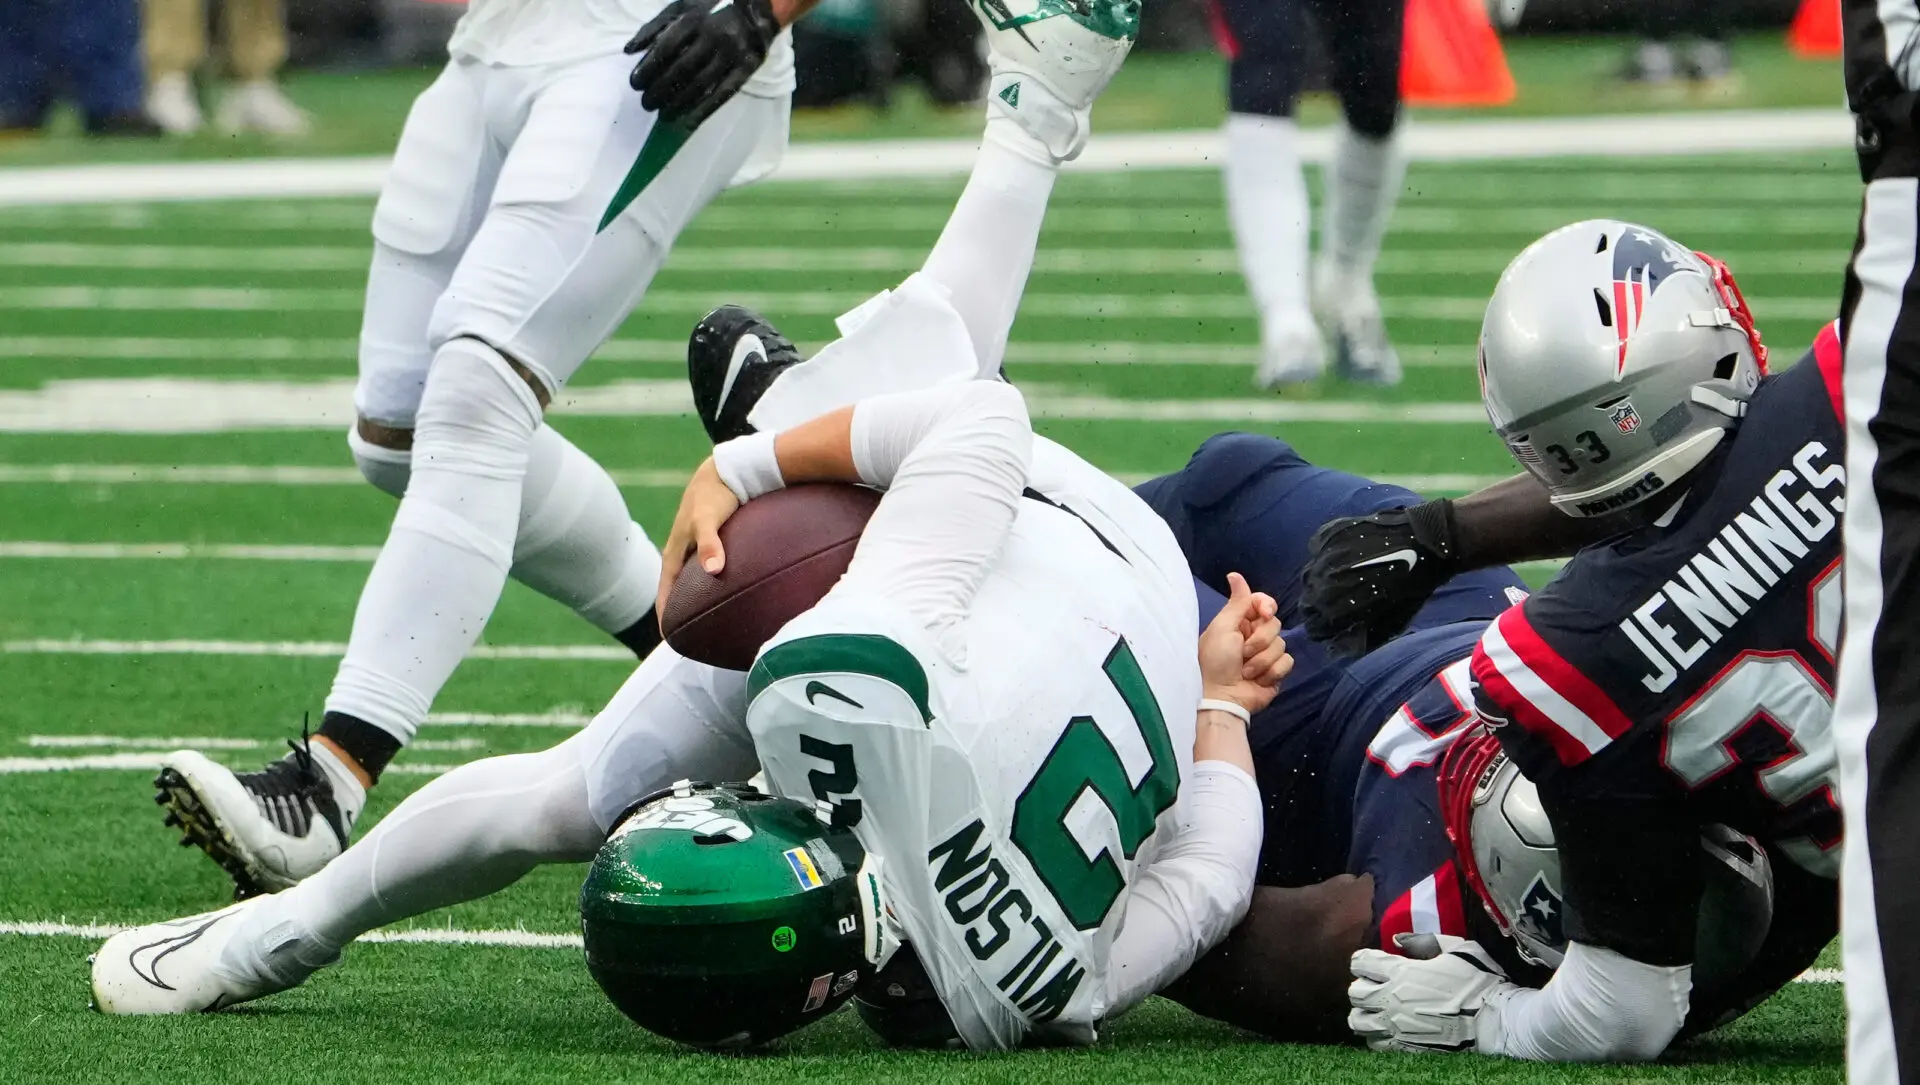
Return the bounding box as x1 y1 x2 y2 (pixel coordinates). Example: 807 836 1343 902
1471 336 1846 878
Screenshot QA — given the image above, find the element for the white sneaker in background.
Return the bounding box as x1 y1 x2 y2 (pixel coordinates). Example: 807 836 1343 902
146 72 203 137
1313 261 1403 386
216 81 313 137
1255 311 1326 389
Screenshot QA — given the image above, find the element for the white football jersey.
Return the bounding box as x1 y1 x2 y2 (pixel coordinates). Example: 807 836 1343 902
447 0 795 96
746 436 1219 1049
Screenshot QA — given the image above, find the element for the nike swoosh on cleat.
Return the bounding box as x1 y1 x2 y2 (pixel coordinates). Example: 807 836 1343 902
716 334 764 421
1352 549 1419 572
805 681 864 710
128 915 226 990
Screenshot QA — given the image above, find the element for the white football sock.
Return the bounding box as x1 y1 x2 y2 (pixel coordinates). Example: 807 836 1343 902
1223 113 1313 345
347 424 659 638
325 338 541 746
271 736 602 953
919 118 1059 376
511 426 660 635
1319 122 1406 288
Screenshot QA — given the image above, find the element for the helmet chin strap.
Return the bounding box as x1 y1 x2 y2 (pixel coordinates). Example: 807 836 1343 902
1690 381 1750 419
858 853 903 969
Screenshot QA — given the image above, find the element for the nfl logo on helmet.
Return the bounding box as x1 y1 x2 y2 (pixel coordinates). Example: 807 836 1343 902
1608 402 1642 435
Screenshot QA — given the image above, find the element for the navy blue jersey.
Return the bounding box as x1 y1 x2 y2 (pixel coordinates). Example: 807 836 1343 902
1469 330 1845 963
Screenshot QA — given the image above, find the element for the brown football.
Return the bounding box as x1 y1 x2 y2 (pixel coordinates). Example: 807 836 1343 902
661 483 882 671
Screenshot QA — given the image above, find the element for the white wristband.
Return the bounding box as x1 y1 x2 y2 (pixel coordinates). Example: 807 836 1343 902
1197 698 1252 725
711 431 784 504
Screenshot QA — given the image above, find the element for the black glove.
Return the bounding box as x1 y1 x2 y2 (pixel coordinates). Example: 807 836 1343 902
626 0 780 129
1300 500 1463 660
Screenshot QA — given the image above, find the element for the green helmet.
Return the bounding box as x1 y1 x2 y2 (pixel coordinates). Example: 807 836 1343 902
579 780 879 1050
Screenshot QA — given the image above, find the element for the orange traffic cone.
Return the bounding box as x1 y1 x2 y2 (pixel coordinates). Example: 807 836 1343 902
1788 0 1842 57
1401 0 1518 107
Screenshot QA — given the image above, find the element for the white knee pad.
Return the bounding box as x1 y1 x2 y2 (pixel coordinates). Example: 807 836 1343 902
347 427 412 499
513 427 661 633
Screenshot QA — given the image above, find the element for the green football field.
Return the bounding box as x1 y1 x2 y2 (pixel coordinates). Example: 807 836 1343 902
0 136 1859 1081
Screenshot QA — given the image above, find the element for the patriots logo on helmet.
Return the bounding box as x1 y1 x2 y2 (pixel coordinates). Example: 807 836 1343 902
1608 401 1642 435
1517 873 1565 949
1608 229 1696 378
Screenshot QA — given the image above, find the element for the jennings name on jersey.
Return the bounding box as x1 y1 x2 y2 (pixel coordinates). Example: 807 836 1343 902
1471 327 1846 881
743 437 1246 1050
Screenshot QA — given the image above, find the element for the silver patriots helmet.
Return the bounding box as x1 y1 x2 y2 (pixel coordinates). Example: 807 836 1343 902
1479 220 1770 518
1439 731 1774 970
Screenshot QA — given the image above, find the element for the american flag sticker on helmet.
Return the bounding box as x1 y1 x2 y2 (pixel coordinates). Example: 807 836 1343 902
785 846 825 891
1509 439 1544 466
802 972 833 1012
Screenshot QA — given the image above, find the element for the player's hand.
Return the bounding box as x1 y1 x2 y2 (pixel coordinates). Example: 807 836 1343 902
1301 501 1464 660
626 0 780 129
1199 571 1291 715
658 457 741 617
1348 933 1516 1054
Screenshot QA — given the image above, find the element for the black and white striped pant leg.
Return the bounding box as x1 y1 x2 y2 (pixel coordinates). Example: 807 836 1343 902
1838 175 1920 1085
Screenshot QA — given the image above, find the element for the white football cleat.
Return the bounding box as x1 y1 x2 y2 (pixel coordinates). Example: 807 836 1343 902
156 742 362 897
90 900 335 1015
215 81 312 137
974 0 1141 161
145 73 203 137
1313 262 1402 386
1255 312 1326 389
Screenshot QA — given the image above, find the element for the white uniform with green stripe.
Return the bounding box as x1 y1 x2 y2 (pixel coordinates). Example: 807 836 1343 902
740 381 1260 1050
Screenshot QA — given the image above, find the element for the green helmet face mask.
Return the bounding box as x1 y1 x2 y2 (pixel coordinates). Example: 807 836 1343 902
579 780 877 1050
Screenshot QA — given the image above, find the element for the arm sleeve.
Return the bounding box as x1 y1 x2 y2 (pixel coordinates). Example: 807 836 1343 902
1477 941 1692 1062
835 381 1033 658
1104 760 1263 1018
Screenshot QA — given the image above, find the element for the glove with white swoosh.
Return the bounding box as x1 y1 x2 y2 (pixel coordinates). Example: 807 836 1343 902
1301 500 1463 660
1349 933 1519 1054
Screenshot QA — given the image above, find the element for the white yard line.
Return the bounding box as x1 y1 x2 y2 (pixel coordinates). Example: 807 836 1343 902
0 243 1853 277
24 735 484 750
0 753 465 773
0 110 1854 208
0 377 1496 432
0 918 1848 983
0 919 583 948
0 285 1844 323
0 465 1513 493
0 638 631 660
0 541 383 561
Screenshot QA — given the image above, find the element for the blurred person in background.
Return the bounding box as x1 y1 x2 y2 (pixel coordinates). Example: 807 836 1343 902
150 0 820 902
0 0 162 136
1615 0 1736 94
142 0 310 136
1216 0 1406 390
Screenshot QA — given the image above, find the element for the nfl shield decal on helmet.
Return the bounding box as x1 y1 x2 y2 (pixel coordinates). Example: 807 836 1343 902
1607 228 1695 377
1517 873 1565 948
1607 401 1642 435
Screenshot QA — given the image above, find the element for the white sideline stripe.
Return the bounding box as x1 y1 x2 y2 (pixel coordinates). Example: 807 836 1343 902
0 285 1847 323
0 378 1496 432
0 753 464 773
0 244 1854 277
0 465 1512 495
0 919 1848 981
0 110 1854 207
0 639 630 660
0 541 383 561
0 336 1484 369
24 735 483 751
423 711 593 727
0 920 583 949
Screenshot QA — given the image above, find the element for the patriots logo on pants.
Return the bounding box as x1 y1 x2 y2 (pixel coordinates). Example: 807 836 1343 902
1609 230 1694 377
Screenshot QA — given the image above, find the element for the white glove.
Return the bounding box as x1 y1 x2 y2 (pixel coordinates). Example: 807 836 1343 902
1348 933 1519 1054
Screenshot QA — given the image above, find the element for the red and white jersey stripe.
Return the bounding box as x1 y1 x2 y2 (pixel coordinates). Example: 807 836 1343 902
1471 606 1634 766
1378 861 1469 951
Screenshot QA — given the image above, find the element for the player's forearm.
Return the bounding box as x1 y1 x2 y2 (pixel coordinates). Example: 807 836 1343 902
771 0 822 25
1445 474 1641 566
1477 942 1690 1062
1194 708 1255 777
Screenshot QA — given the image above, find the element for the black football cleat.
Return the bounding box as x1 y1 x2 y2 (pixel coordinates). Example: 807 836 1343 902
688 305 803 445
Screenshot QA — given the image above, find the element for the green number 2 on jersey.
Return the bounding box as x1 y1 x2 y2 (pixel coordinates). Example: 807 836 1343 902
1011 639 1179 930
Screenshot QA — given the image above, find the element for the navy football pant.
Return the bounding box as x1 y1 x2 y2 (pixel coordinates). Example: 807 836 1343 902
0 0 146 126
1213 0 1404 138
1136 432 1526 883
